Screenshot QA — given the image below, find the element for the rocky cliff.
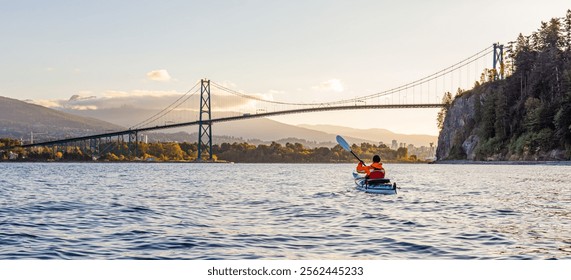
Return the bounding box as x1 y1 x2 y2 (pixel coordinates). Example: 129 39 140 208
436 84 569 161
436 89 480 161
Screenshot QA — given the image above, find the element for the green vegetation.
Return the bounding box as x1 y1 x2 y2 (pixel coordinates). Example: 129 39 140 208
444 10 571 160
1 138 425 163
213 142 417 163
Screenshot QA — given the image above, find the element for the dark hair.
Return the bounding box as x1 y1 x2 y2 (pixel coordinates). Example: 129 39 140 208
373 155 381 162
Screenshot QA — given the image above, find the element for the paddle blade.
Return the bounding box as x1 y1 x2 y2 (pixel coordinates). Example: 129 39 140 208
336 135 351 151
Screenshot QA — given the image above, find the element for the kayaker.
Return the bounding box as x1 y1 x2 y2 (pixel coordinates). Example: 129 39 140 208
356 155 385 179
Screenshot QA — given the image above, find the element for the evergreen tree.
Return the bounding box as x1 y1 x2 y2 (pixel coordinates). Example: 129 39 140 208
480 91 497 139
437 91 453 130
565 9 571 54
494 87 509 140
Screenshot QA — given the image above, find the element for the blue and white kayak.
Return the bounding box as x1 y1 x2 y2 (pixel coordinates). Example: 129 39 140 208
353 172 397 195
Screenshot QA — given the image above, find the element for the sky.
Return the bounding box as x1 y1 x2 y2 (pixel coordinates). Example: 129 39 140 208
1 0 570 136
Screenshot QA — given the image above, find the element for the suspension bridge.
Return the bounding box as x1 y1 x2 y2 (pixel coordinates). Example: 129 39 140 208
17 43 505 160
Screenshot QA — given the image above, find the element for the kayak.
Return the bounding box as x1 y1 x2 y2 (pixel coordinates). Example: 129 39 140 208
353 172 397 195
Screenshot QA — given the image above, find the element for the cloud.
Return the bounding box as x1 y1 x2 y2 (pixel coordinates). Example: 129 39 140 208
28 99 62 108
68 105 99 110
312 79 344 92
69 93 96 102
30 90 179 111
146 69 172 81
29 89 257 112
73 90 186 110
102 90 180 98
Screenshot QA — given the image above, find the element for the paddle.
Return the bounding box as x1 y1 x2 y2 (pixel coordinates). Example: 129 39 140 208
336 135 365 165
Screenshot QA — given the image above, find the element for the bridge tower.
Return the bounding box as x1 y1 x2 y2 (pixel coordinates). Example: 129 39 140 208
493 43 504 80
128 130 138 159
197 79 213 161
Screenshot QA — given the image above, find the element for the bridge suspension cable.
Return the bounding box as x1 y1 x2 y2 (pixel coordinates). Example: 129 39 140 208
210 45 493 107
130 81 200 129
341 45 494 102
210 82 333 106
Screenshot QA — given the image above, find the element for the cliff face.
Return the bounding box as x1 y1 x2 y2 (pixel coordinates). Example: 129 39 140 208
436 90 480 160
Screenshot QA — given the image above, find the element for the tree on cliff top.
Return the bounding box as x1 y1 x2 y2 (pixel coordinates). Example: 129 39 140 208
437 91 453 131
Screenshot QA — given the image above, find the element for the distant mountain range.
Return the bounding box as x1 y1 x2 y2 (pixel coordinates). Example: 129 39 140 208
0 96 123 142
298 124 437 147
1 96 437 147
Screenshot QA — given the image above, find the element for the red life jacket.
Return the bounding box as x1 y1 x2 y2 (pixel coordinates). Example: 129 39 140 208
368 168 385 179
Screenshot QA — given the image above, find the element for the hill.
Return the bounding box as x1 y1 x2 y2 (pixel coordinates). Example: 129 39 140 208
298 124 437 147
0 96 124 142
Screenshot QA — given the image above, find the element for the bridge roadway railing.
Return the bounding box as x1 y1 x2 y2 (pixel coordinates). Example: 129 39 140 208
19 103 444 148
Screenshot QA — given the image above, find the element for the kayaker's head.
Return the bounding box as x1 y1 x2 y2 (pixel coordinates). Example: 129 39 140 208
373 155 381 163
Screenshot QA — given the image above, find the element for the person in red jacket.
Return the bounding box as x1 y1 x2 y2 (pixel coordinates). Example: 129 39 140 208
356 155 385 179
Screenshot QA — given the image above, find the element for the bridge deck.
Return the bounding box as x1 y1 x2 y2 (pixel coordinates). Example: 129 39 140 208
19 104 443 148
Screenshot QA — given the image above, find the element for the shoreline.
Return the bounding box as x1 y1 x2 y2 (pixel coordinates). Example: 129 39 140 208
2 159 571 165
435 159 571 165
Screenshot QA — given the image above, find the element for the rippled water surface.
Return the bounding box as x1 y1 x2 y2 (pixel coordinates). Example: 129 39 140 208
1 162 570 259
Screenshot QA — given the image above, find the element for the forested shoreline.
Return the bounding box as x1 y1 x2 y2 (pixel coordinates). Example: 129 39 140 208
1 138 423 163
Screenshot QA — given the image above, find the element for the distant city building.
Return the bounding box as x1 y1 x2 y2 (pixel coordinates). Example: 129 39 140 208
407 144 414 151
401 143 438 160
388 139 437 160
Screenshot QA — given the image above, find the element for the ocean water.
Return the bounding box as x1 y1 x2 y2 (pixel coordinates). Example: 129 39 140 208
0 162 570 259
